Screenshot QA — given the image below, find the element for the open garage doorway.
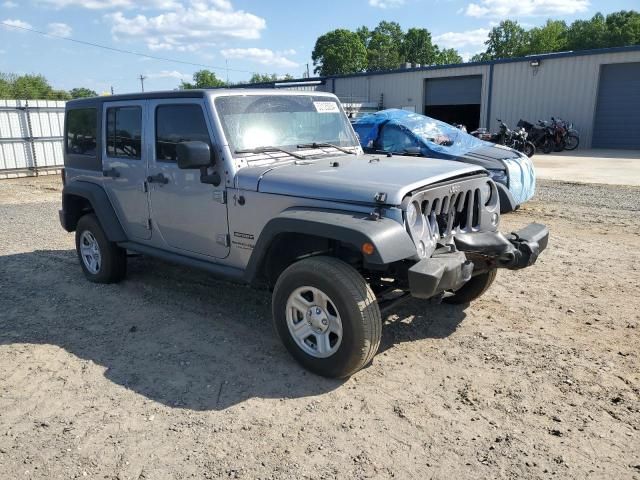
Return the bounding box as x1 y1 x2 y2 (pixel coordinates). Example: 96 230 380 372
424 76 482 131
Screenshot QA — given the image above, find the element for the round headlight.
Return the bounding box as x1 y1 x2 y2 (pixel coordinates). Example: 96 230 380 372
406 202 418 227
417 240 426 258
480 181 492 205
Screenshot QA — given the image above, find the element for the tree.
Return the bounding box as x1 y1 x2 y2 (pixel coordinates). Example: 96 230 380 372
312 29 368 75
367 21 404 71
356 26 371 48
249 73 277 83
565 13 608 50
482 20 529 60
70 87 98 99
402 28 438 66
435 47 463 65
180 70 226 89
604 10 640 46
527 20 568 54
0 73 71 100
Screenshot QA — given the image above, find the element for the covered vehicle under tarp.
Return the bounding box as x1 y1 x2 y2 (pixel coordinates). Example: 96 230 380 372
352 109 536 209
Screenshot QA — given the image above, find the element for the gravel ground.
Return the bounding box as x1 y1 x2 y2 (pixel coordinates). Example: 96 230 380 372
0 176 639 480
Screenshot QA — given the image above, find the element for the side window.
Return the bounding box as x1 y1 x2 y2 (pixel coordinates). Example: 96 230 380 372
106 106 142 159
66 108 97 156
379 125 420 153
155 104 211 162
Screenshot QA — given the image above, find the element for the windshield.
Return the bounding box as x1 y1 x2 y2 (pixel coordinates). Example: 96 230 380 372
399 113 488 154
215 95 359 155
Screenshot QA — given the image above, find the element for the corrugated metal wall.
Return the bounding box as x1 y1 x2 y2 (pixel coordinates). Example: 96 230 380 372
490 50 640 148
0 100 65 178
327 49 640 148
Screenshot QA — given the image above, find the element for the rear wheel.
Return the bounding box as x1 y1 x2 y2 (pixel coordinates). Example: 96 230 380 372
542 139 554 154
75 214 127 283
272 256 381 378
523 141 535 157
564 134 579 151
444 270 497 304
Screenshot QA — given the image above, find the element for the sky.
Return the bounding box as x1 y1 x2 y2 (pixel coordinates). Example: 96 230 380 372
0 0 636 94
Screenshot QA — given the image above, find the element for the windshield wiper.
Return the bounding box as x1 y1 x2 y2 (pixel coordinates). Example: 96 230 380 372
235 146 305 160
297 142 356 155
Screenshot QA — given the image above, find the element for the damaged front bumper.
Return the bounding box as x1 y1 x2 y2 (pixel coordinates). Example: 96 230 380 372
408 223 549 299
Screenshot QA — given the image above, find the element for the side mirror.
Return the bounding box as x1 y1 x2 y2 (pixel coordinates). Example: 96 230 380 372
176 141 212 170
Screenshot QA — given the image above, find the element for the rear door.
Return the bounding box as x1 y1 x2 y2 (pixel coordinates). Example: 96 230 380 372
147 99 230 259
102 101 151 240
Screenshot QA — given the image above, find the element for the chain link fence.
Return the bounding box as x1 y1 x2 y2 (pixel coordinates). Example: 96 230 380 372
0 100 65 179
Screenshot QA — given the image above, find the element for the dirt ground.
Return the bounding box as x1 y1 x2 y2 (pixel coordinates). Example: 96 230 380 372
0 176 639 480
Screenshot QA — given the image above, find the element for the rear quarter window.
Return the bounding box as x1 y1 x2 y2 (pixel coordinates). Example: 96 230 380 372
66 108 97 156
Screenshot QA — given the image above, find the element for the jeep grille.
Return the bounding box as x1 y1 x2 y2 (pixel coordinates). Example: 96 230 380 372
404 176 500 257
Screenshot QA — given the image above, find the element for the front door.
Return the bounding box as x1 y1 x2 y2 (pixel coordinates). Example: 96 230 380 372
102 100 151 240
147 99 229 259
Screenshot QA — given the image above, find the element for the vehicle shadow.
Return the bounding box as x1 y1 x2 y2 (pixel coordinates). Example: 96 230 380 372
0 249 467 411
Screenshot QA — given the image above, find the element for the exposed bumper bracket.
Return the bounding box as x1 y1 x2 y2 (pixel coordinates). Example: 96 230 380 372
408 223 549 299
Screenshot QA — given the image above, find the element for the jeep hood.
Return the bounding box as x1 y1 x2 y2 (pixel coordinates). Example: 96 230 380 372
235 154 486 206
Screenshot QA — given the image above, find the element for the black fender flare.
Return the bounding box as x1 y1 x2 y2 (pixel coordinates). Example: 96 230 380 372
496 182 517 213
243 207 417 284
61 181 127 242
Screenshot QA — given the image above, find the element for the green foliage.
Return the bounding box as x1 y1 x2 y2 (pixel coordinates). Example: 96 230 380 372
0 72 71 100
402 28 438 66
604 10 640 46
473 10 640 61
312 29 368 75
181 70 226 89
248 73 294 83
367 21 404 71
435 47 463 65
313 21 464 75
528 20 568 54
484 20 529 60
70 87 98 99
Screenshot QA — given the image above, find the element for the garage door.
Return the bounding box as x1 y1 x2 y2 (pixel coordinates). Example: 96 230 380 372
592 62 640 149
424 76 482 131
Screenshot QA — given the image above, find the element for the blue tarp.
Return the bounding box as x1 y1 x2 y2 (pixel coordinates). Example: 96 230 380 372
353 109 491 159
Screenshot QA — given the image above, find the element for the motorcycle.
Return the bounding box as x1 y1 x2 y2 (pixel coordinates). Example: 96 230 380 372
471 119 536 157
519 118 580 154
551 117 580 151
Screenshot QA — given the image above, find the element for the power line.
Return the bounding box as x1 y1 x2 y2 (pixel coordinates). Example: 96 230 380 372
0 21 259 75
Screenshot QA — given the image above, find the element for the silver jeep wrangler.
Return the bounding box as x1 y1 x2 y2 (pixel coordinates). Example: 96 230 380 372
60 89 548 377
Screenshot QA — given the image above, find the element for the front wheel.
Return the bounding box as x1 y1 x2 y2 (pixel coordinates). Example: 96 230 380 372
523 141 536 157
444 270 497 304
564 134 579 151
272 256 382 378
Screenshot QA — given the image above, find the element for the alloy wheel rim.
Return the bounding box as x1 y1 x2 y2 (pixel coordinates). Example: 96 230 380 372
285 286 343 359
79 231 101 274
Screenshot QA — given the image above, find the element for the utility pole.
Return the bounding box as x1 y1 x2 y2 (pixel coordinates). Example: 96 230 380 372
306 63 310 78
110 86 114 95
138 74 146 92
226 59 229 85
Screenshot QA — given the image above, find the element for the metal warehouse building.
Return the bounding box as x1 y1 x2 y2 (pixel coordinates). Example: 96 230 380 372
251 45 640 150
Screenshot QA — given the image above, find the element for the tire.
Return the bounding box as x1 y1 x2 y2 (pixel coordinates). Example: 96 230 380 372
272 256 382 378
523 141 535 158
75 214 127 284
443 270 497 305
554 139 565 152
542 140 554 154
564 134 579 151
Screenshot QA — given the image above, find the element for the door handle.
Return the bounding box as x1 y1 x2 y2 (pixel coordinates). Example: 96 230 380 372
102 168 120 178
147 173 169 184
